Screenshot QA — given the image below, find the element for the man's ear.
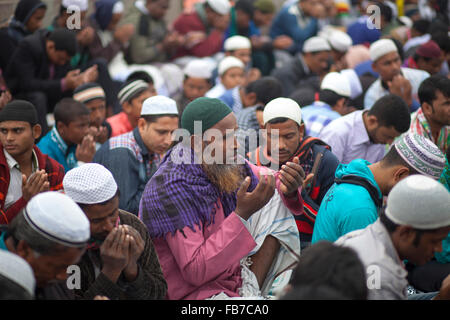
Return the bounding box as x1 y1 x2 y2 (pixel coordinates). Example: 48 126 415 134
32 124 42 140
421 101 433 117
299 123 305 138
122 101 132 115
394 166 410 183
137 117 146 131
16 240 36 262
46 40 55 54
371 62 378 74
396 225 416 243
246 92 257 106
56 121 65 137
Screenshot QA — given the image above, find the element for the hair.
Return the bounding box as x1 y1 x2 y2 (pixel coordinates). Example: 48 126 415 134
245 76 283 106
412 19 430 35
8 213 70 256
432 32 450 54
184 75 212 85
0 274 33 300
319 89 347 107
367 94 410 133
375 1 392 23
48 28 77 56
235 0 254 18
418 74 450 106
140 114 179 124
267 117 301 128
289 241 367 300
54 98 90 126
380 144 420 175
281 285 351 300
379 208 436 248
126 71 154 85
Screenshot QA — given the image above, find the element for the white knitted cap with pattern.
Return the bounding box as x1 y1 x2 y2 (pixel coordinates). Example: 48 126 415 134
63 163 118 205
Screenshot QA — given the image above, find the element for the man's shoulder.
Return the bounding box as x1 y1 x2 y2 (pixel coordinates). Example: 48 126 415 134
401 67 430 79
119 210 149 237
34 146 64 172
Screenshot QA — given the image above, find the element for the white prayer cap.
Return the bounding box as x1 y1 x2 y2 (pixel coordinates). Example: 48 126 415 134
62 0 88 11
340 69 363 100
320 72 351 98
184 59 213 79
218 56 244 76
24 192 90 247
303 37 331 53
224 36 251 51
327 30 353 52
385 175 450 230
263 98 302 126
0 250 36 297
369 39 398 62
141 95 179 116
63 163 118 205
207 0 231 15
112 1 124 14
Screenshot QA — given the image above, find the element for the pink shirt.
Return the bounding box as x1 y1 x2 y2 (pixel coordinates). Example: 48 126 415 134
153 163 303 300
106 112 133 137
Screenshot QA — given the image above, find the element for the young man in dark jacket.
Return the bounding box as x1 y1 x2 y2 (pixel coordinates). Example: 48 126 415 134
4 28 97 133
0 100 65 225
247 97 339 249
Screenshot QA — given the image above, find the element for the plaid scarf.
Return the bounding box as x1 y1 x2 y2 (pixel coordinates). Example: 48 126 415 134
140 143 258 239
410 108 449 153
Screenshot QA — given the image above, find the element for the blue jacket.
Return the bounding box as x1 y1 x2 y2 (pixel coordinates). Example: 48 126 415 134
93 128 160 215
312 159 382 243
269 4 318 54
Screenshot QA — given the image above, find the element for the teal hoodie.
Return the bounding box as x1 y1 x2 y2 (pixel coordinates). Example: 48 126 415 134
312 159 382 244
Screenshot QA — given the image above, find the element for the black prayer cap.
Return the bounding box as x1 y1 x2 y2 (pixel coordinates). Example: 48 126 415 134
0 100 39 126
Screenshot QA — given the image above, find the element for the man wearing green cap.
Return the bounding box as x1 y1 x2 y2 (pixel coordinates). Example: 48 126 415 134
140 97 306 299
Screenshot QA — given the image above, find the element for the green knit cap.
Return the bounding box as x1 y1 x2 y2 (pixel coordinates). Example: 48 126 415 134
181 97 232 135
253 0 275 14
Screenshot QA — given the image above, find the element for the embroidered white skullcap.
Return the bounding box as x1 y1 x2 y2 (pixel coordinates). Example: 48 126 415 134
0 250 36 297
184 59 213 79
63 163 118 204
224 36 251 51
340 69 363 100
303 36 331 53
112 1 124 14
207 0 231 15
218 56 244 76
24 192 90 247
326 30 352 52
369 39 398 62
320 72 351 98
385 175 450 229
62 0 88 11
141 95 179 116
263 98 302 126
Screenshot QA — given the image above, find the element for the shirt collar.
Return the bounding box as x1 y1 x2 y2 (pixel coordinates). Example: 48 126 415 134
353 110 371 146
3 148 38 171
50 126 69 155
132 127 149 157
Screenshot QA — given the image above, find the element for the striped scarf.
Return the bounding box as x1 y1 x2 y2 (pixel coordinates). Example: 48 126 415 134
410 108 449 153
139 143 258 239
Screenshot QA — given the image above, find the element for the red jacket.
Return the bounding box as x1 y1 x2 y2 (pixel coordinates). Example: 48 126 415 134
172 5 224 58
0 145 65 224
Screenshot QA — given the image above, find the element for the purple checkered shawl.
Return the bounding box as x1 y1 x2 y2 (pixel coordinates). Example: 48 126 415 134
139 143 258 239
